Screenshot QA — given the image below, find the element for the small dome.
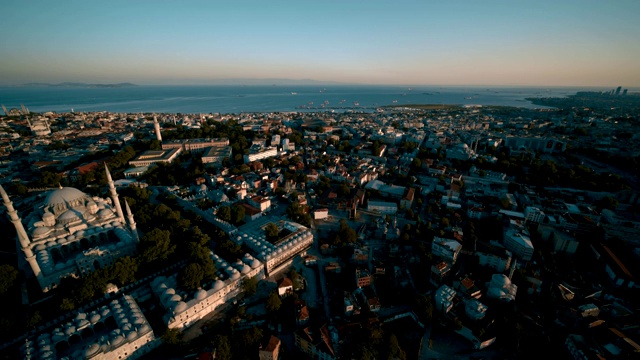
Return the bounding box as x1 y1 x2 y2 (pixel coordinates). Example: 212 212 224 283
139 324 151 334
110 335 124 347
231 272 241 280
174 302 188 314
64 325 76 335
32 227 52 238
251 259 261 269
59 210 80 221
77 319 90 329
241 264 251 274
212 280 225 291
164 288 176 296
90 314 101 324
195 289 208 300
126 331 138 341
97 209 113 218
85 343 100 357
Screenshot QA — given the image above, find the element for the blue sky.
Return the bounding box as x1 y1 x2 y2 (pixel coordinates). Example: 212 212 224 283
1 0 639 86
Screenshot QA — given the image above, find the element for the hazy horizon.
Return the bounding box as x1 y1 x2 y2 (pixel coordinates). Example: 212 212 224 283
5 80 639 90
2 1 640 87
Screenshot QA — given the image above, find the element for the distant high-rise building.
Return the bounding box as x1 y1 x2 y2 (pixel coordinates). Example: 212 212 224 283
623 89 628 96
615 86 622 96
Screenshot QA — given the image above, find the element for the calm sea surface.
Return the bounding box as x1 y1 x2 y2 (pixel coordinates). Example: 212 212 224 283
0 85 598 114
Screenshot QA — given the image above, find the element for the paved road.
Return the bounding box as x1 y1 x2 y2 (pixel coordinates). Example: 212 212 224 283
310 219 333 324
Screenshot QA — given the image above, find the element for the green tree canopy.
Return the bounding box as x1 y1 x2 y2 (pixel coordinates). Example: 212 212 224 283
231 204 245 225
217 206 232 222
0 264 18 294
211 335 232 360
108 256 138 286
178 262 205 291
265 222 279 243
139 228 176 264
265 291 282 314
242 276 258 296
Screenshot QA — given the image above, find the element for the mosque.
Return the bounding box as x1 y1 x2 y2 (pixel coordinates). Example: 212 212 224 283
0 164 139 292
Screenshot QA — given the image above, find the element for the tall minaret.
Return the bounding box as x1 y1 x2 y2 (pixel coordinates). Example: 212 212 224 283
124 199 138 241
0 185 43 284
105 164 125 222
153 116 162 142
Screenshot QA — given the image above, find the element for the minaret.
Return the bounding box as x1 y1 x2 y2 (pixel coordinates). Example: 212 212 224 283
153 116 162 142
0 185 43 284
105 164 125 222
124 199 138 241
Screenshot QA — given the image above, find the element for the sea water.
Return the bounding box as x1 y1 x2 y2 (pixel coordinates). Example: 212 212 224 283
0 85 593 114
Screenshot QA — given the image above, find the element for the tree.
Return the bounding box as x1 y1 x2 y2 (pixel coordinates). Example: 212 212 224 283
178 263 205 291
406 208 415 221
242 276 258 296
108 256 137 286
211 335 232 360
139 228 175 264
0 264 18 294
231 204 245 225
385 334 406 360
216 238 243 260
286 201 311 226
26 311 42 328
265 222 279 243
59 297 76 312
412 295 433 322
338 183 351 197
38 171 63 188
336 219 357 245
289 269 302 290
411 157 422 170
217 206 232 222
233 327 263 359
161 328 183 345
265 291 282 314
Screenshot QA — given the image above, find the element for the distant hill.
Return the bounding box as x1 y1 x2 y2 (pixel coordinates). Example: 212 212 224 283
185 78 350 86
20 82 138 88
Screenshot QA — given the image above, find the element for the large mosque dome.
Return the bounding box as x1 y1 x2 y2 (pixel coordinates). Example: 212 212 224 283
45 187 87 207
43 187 92 215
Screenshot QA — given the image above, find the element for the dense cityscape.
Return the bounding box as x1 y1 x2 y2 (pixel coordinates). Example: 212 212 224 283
0 88 639 360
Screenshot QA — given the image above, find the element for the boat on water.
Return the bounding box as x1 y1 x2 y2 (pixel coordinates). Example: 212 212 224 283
291 92 297 95
353 102 360 106
392 100 398 103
